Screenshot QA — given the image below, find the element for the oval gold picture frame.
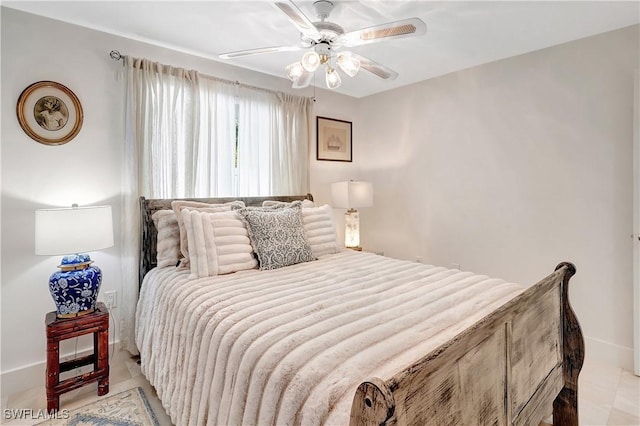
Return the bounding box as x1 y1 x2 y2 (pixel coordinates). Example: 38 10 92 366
16 81 83 146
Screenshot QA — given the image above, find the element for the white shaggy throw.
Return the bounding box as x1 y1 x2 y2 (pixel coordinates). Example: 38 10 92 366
135 251 524 426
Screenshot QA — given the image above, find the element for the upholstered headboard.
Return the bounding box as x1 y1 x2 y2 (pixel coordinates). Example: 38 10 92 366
138 194 314 286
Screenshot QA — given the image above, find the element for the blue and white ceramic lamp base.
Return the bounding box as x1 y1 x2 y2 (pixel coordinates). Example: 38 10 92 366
49 253 102 318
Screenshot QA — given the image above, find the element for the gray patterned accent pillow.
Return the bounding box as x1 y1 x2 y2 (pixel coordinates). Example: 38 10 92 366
237 204 315 270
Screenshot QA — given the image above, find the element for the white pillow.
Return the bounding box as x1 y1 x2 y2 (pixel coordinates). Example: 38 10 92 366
180 209 258 278
151 210 180 268
171 200 245 263
301 204 341 258
262 199 315 208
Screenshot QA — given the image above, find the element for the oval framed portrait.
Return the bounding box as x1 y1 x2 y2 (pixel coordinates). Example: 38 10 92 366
16 81 83 146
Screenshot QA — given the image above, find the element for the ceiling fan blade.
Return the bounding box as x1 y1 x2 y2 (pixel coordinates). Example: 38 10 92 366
342 17 427 47
219 45 302 59
350 53 399 80
274 1 321 40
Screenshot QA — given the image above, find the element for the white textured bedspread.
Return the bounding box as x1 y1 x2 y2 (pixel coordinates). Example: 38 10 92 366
135 251 524 426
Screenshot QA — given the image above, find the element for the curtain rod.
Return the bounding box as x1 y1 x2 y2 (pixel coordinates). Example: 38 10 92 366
108 50 314 101
110 50 123 61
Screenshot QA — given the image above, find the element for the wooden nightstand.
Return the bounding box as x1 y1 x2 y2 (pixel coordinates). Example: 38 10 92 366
45 301 109 412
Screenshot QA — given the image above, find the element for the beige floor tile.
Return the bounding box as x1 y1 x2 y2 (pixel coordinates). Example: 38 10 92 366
110 361 135 384
581 396 615 426
577 360 621 426
607 407 640 425
580 358 623 408
123 354 143 379
612 370 640 419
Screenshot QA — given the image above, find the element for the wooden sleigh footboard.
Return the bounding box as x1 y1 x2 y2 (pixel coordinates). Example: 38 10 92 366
350 262 584 426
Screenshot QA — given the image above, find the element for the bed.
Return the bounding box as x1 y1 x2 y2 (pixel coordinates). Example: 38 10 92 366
136 194 584 426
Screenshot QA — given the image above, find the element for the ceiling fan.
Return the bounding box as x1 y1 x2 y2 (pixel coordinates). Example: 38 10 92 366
219 0 427 90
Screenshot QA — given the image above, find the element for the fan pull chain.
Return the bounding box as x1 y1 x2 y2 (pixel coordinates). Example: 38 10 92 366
313 72 317 102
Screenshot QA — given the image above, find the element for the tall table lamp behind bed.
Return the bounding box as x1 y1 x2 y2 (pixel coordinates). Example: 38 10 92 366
35 204 114 318
332 180 373 251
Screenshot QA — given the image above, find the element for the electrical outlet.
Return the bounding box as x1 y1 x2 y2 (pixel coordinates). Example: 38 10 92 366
415 256 423 263
104 291 117 308
451 263 461 270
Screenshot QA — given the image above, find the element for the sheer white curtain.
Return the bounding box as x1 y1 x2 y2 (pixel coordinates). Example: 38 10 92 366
237 87 275 195
237 86 312 195
122 58 205 353
133 60 198 198
273 92 313 194
119 57 140 354
119 57 311 353
194 77 239 196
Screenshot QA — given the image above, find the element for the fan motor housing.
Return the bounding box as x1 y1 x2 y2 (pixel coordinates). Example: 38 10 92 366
315 42 332 57
301 21 344 46
314 21 344 36
305 0 344 45
313 0 334 20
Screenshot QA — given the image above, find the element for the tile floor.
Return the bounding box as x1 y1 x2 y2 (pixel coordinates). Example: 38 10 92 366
1 350 171 426
579 357 640 425
2 350 639 425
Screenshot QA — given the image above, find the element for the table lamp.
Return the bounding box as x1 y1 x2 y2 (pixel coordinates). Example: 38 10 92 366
331 181 373 250
35 204 114 318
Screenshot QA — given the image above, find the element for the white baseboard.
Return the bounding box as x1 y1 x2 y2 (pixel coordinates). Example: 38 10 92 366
584 335 635 372
0 341 119 410
0 360 45 411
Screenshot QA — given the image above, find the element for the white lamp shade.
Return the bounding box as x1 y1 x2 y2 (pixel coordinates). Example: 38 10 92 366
35 205 114 255
332 181 373 209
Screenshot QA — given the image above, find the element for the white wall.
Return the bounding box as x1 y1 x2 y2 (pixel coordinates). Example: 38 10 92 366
0 7 352 400
358 25 640 369
309 93 362 244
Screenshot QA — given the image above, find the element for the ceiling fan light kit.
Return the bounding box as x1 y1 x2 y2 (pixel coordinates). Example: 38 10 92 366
325 67 342 89
293 70 313 89
219 0 427 90
285 61 305 81
301 51 321 72
336 52 360 77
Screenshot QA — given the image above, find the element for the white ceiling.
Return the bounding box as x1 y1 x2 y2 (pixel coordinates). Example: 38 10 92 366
4 1 639 98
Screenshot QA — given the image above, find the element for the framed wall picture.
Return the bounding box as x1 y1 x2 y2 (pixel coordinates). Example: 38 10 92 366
16 81 83 146
316 116 352 162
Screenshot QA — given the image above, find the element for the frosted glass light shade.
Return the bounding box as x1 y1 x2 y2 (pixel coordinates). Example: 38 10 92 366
35 205 114 255
325 67 342 90
292 71 313 88
331 181 373 209
337 52 361 77
285 62 305 81
301 51 320 72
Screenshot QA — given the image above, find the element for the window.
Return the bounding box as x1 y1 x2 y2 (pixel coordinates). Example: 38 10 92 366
127 59 311 198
